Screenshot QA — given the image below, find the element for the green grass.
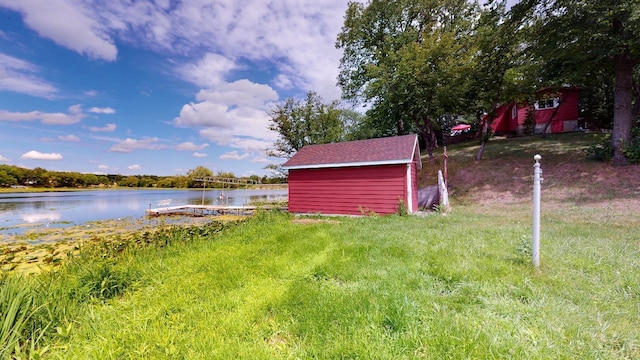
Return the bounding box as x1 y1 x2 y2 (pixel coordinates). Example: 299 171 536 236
2 133 639 358
28 209 635 359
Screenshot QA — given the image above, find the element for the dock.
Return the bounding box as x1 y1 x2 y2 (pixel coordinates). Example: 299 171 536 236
145 204 287 217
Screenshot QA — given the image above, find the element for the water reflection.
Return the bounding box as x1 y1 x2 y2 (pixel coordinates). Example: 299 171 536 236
0 188 287 235
21 212 62 223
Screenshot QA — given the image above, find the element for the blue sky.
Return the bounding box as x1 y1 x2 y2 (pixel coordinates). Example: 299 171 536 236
0 0 349 177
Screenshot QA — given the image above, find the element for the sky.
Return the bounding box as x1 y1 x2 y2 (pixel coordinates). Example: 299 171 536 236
0 0 351 177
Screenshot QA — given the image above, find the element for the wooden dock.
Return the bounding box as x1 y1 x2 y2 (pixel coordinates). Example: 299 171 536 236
145 204 287 217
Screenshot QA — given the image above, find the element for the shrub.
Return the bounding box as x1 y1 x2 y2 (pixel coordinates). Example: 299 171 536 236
358 206 379 217
396 198 408 216
70 261 135 301
585 134 613 161
623 137 640 164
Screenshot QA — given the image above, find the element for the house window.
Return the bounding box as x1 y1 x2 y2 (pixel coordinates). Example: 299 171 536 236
535 98 559 110
511 105 517 119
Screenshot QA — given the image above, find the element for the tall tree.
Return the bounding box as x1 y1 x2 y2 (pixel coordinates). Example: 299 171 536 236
267 91 346 159
470 0 535 160
525 0 640 164
187 166 214 188
336 0 479 159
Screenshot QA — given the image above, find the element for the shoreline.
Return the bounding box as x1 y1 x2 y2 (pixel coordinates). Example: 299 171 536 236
0 184 288 194
0 214 244 275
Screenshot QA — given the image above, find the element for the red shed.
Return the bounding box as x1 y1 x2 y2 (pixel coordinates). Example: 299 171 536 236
282 134 422 215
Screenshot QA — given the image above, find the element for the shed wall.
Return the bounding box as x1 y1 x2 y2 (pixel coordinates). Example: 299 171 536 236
288 164 408 215
409 162 418 213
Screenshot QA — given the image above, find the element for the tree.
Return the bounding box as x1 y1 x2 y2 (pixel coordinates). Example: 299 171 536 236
340 109 372 141
0 170 17 187
81 173 100 187
525 0 640 164
336 0 480 159
120 176 140 187
469 0 535 160
267 91 347 159
0 165 21 186
187 166 214 188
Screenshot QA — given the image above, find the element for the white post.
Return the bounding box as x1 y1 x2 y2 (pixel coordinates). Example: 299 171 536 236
202 180 206 205
437 170 449 213
532 154 542 268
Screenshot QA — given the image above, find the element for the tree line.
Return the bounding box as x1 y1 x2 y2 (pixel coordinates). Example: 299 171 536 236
267 0 640 165
0 164 285 189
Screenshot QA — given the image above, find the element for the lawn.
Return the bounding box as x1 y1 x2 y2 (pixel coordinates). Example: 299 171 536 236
2 132 639 359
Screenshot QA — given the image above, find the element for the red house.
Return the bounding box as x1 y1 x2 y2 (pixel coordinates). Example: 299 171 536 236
282 134 422 215
488 86 582 135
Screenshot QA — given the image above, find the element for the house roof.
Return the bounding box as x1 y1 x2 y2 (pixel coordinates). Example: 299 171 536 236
282 134 421 170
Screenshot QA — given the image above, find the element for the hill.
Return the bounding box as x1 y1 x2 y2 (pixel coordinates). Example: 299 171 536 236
420 132 640 225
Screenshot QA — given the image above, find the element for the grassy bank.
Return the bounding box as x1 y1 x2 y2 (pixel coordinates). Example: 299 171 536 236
37 210 639 359
2 132 639 358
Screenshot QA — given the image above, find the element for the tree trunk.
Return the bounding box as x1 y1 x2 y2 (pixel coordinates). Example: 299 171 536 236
611 53 634 165
418 118 437 161
475 140 486 161
396 117 405 136
475 101 498 161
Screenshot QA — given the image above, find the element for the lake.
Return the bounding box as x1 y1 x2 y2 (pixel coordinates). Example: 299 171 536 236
0 188 288 237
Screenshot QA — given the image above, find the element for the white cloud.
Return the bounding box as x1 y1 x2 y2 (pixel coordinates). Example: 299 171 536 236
174 100 235 128
88 135 119 142
174 79 279 154
89 107 115 114
176 142 209 151
273 74 295 90
0 154 10 162
178 53 237 88
192 152 207 158
109 137 165 153
0 52 58 98
195 80 280 108
0 104 85 125
250 153 272 164
89 123 117 132
251 158 271 164
128 164 141 170
57 134 80 142
20 150 63 160
98 164 109 170
219 151 249 161
1 0 355 176
198 129 273 153
2 1 350 99
0 0 117 61
165 0 346 99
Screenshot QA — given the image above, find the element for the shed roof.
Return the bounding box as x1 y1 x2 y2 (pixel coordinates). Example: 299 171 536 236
282 134 421 170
